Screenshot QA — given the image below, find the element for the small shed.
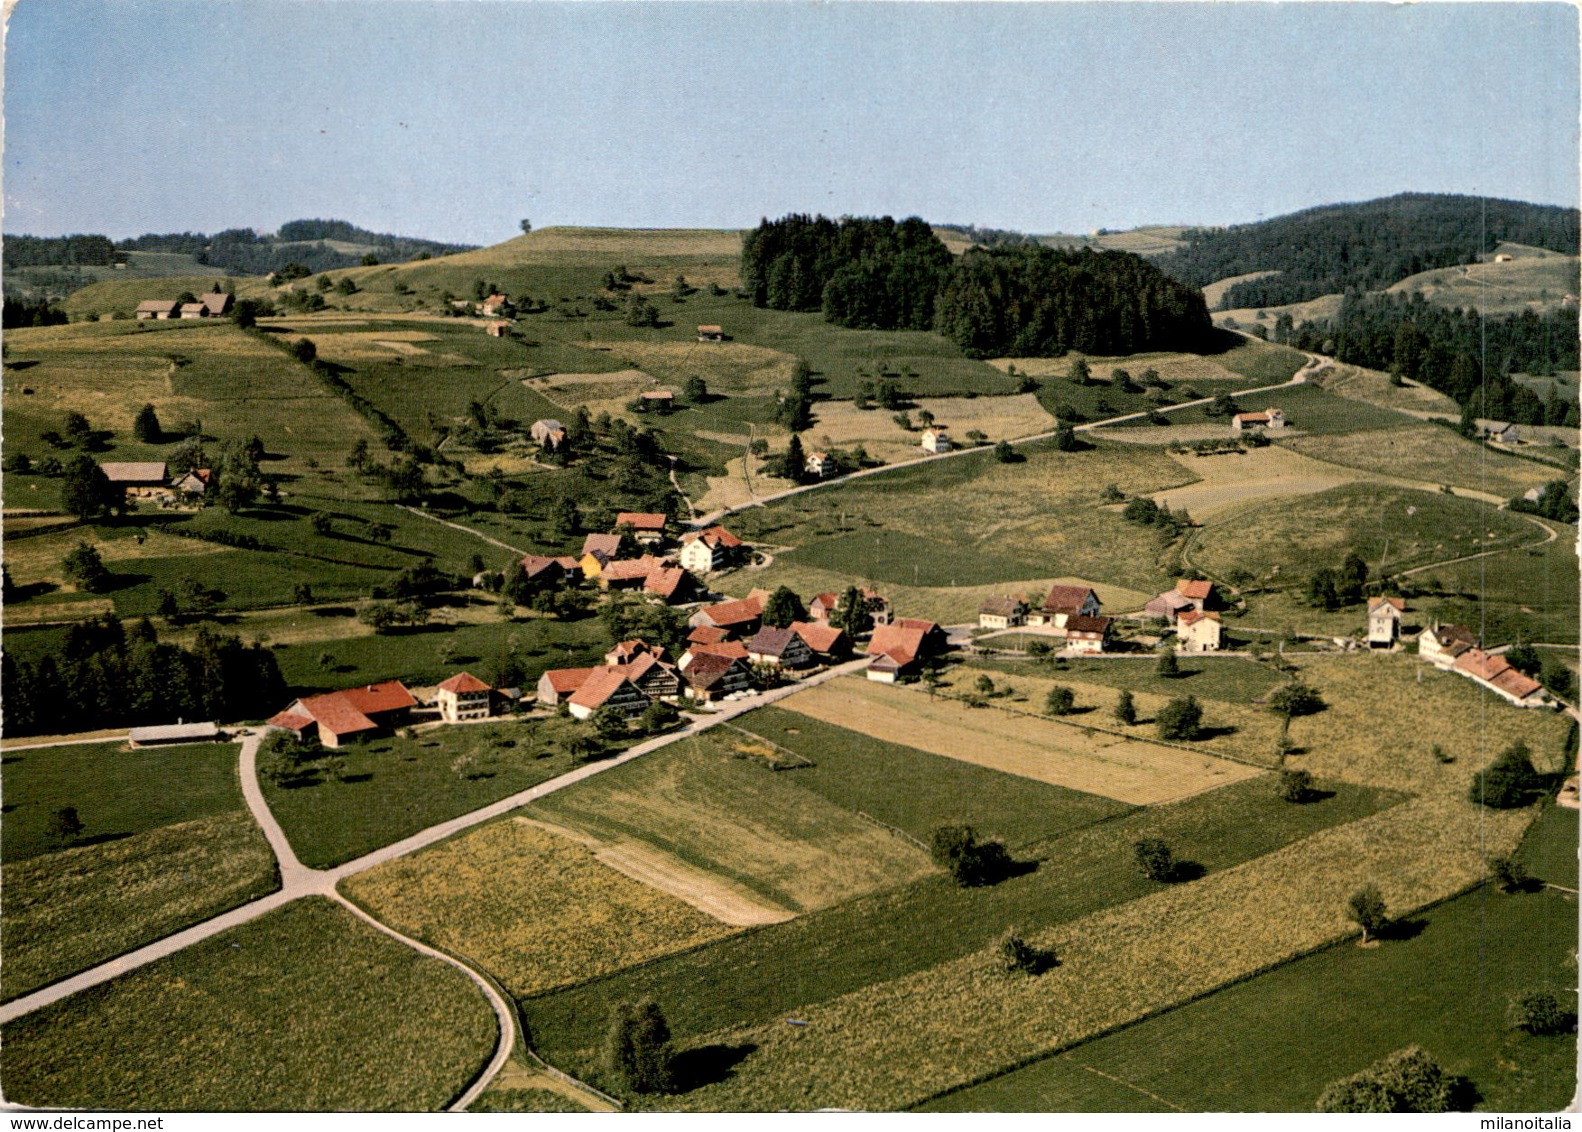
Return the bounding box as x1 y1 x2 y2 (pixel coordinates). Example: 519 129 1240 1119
129 721 221 747
697 325 725 342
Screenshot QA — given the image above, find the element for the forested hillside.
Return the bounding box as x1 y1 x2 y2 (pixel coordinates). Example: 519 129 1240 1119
1154 193 1580 308
934 245 1214 357
742 213 1213 356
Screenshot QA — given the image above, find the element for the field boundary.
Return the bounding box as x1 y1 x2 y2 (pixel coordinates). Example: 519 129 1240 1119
852 811 931 853
718 722 816 768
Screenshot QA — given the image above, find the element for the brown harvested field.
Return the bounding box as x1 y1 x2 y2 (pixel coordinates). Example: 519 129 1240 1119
571 829 795 927
4 527 227 588
805 394 1056 461
778 677 1264 805
1150 445 1361 518
299 330 441 360
1282 424 1560 498
1200 271 1278 309
340 819 743 1000
582 339 796 393
525 369 658 406
1216 293 1345 330
526 735 938 913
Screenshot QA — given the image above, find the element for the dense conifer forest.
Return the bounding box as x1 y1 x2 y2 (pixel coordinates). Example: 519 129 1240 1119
1153 193 1580 308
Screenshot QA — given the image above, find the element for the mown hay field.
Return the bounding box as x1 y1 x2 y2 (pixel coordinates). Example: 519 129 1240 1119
968 653 1284 705
1309 361 1461 416
580 338 797 395
937 664 1284 769
1282 424 1564 498
525 735 938 914
924 806 1579 1113
778 677 1264 804
1385 252 1581 316
0 898 496 1111
524 774 1398 1089
1149 444 1364 520
643 788 1533 1112
341 819 741 1000
803 393 1056 461
1164 382 1415 436
1189 483 1536 583
734 706 1131 847
730 439 1199 594
2 812 277 1001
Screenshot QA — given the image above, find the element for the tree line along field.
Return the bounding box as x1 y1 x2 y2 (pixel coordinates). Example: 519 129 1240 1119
1 740 278 1002
921 804 1578 1113
0 898 496 1111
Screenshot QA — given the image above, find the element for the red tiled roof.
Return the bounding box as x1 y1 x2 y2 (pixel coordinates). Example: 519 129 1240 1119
688 626 729 645
568 667 641 711
615 512 667 532
438 672 491 694
699 598 762 628
1431 624 1478 649
1234 412 1271 423
267 710 314 732
542 667 596 694
1176 579 1213 601
645 567 688 599
789 621 844 653
1368 596 1405 612
338 680 417 716
697 325 723 334
810 592 840 611
521 554 566 578
684 525 743 549
1177 610 1220 627
1490 667 1543 700
609 640 653 661
603 556 663 582
691 640 750 661
1043 585 1097 613
866 625 926 666
294 693 378 739
895 617 939 634
580 533 622 559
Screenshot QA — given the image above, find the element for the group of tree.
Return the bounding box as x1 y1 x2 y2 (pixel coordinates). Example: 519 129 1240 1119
1152 193 1580 308
934 245 1216 357
2 297 69 328
1121 496 1190 538
1 615 285 737
1509 480 1579 524
741 214 952 331
1283 292 1578 418
1316 1045 1465 1113
1305 551 1373 611
108 220 472 276
4 233 120 267
1468 739 1543 809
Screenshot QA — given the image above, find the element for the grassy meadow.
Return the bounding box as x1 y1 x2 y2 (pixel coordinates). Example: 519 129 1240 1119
342 818 741 999
1283 423 1566 498
0 898 496 1111
262 717 601 869
924 806 1579 1113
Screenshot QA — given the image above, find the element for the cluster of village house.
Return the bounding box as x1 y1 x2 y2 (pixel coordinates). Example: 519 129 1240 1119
133 293 234 320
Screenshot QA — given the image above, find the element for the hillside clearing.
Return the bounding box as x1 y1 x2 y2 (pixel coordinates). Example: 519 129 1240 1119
1282 425 1564 498
777 677 1264 805
804 394 1056 461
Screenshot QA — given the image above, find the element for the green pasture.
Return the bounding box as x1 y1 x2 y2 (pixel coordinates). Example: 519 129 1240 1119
521 774 1401 1084
923 806 1578 1112
263 717 599 869
965 655 1284 705
0 897 496 1110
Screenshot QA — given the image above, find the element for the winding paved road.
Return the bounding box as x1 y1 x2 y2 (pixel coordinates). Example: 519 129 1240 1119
0 655 874 1099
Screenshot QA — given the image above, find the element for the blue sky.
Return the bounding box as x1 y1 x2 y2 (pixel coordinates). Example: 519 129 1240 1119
5 1 1577 244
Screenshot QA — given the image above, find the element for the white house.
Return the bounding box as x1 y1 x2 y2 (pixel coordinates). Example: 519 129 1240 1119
1367 596 1404 648
805 451 838 479
1028 585 1102 629
1419 622 1477 669
1175 609 1222 653
1063 615 1111 655
920 428 952 454
977 596 1028 630
679 526 745 574
566 668 650 720
1231 408 1287 435
436 672 492 722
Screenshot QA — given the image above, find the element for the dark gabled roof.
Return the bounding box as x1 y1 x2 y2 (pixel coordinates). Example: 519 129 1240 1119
1043 584 1097 613
745 626 801 656
1064 615 1111 635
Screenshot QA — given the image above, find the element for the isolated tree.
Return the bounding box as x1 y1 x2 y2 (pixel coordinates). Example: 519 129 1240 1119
761 586 806 628
993 439 1016 462
519 219 532 234
682 375 708 404
63 411 94 447
1156 647 1180 678
48 805 85 846
1134 838 1176 882
1542 661 1575 699
778 434 807 483
831 585 872 635
1155 695 1203 741
998 928 1054 975
308 511 333 537
291 337 317 365
1113 689 1137 726
132 403 162 443
931 824 1011 887
1068 357 1091 385
62 454 113 519
368 522 393 545
1317 1046 1458 1113
62 541 111 593
1268 682 1326 720
590 707 629 740
336 277 357 296
603 999 674 1094
1054 423 1080 452
1488 854 1530 893
1044 685 1076 716
1469 740 1540 809
1347 884 1389 943
1277 767 1314 803
1504 644 1543 677
639 699 680 734
1507 989 1575 1036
